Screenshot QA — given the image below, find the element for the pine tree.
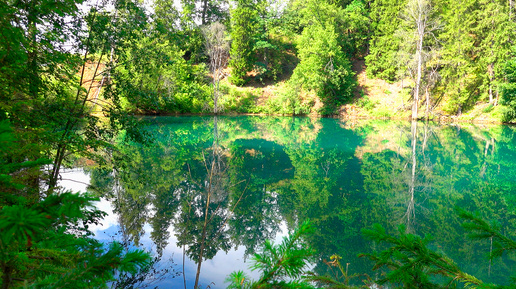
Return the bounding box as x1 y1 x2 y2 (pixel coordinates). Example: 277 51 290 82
290 0 356 115
500 49 516 121
0 193 151 288
361 208 516 288
365 0 406 81
225 220 316 289
361 224 483 288
437 0 516 114
228 0 258 86
458 208 516 260
473 0 515 105
435 0 478 114
0 122 151 288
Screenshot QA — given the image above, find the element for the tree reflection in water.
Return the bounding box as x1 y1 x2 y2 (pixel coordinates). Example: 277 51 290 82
85 117 516 287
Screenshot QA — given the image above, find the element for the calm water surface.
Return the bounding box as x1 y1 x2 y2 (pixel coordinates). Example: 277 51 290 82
75 116 516 288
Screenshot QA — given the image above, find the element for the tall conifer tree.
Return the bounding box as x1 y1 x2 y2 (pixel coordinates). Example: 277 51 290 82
228 0 258 86
437 0 515 114
436 0 477 114
366 0 406 81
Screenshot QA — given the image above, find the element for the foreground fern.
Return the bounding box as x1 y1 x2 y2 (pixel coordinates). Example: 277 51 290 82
0 192 151 288
361 224 483 288
0 122 151 288
225 207 516 289
226 219 315 289
458 208 516 260
359 206 516 289
304 254 362 289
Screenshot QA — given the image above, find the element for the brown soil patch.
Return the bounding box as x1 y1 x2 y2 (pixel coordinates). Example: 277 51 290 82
78 61 107 115
243 50 300 108
341 60 410 118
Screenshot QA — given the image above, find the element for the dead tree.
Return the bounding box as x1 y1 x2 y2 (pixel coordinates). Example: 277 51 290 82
202 22 230 114
399 0 440 119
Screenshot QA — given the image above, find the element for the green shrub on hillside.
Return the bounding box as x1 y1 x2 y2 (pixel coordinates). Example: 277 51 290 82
265 84 313 115
500 57 516 122
219 84 260 113
290 3 355 115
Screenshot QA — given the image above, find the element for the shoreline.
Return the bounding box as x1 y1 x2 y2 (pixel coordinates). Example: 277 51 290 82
130 111 514 126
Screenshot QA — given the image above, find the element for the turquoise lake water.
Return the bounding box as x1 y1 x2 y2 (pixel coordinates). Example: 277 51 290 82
78 116 516 288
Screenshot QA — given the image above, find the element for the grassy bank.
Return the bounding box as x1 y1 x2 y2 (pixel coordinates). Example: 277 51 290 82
215 60 511 123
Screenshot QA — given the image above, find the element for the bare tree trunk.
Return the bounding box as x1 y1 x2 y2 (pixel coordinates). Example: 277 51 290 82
425 86 429 119
488 62 494 103
202 22 229 114
404 0 437 120
201 0 209 25
413 14 424 120
510 0 513 20
213 81 219 114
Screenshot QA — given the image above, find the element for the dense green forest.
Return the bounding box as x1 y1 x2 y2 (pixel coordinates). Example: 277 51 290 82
3 0 516 120
1 0 516 287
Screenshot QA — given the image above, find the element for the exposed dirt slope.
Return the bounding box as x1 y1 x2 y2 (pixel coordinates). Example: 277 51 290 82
340 60 410 119
79 61 106 115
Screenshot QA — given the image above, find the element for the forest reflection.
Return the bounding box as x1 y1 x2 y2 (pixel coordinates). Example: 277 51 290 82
85 116 516 287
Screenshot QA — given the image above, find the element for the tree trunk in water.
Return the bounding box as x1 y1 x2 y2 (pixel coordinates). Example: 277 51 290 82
193 167 212 289
183 245 187 289
406 121 418 232
194 117 219 289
